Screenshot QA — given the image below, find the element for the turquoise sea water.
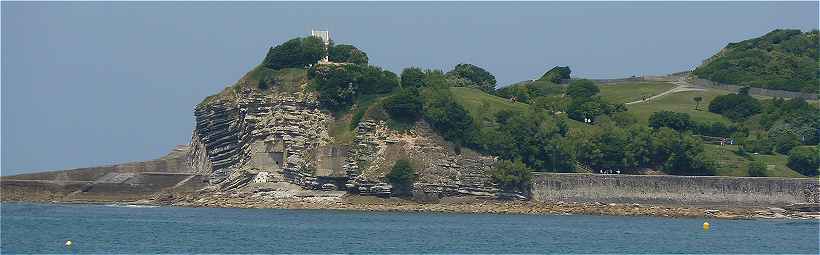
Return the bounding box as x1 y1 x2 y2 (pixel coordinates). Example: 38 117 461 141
1 202 818 253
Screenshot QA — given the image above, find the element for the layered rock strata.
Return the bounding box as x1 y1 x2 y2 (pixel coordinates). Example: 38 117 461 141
344 120 498 197
188 88 333 188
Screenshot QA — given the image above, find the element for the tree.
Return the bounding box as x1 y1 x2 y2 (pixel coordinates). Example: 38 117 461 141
386 159 416 196
772 131 801 154
400 67 426 89
747 160 768 177
421 86 476 146
624 126 654 168
301 36 327 65
263 36 328 69
708 93 762 121
490 160 532 194
445 63 497 93
383 88 423 122
539 66 571 83
663 135 717 176
649 111 692 131
565 79 599 99
787 147 819 176
693 96 703 110
328 44 368 64
309 64 398 111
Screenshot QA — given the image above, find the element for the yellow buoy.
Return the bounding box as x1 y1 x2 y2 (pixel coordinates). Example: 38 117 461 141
703 221 711 231
65 240 73 247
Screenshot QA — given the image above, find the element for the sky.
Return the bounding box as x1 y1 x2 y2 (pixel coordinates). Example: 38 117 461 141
2 2 818 175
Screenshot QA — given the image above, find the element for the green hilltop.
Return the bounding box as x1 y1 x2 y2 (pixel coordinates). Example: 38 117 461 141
693 29 819 93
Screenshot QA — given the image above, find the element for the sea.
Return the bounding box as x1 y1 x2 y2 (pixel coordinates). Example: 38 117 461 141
1 202 818 254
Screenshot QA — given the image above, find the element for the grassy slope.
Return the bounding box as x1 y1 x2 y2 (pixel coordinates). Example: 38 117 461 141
450 87 529 121
704 144 804 177
627 90 732 125
598 82 677 104
198 66 307 107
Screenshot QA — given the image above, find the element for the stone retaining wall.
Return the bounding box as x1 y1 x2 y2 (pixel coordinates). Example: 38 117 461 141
531 173 819 207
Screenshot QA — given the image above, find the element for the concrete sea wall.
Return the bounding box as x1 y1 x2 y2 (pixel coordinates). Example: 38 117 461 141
531 173 819 207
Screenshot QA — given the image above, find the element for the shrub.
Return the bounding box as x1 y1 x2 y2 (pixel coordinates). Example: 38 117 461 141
490 160 532 194
386 159 416 196
747 161 768 177
787 147 819 176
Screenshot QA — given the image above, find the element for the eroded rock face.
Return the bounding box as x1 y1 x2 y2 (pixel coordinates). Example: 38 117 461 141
345 120 498 197
188 88 332 187
188 89 497 197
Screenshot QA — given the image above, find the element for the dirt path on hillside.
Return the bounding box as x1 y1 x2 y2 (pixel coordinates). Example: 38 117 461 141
625 77 705 105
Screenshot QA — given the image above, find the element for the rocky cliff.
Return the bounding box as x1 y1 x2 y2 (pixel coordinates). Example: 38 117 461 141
187 87 332 187
185 67 498 198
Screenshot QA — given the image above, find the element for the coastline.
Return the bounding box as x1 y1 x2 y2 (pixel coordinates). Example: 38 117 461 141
137 192 819 220
4 193 818 220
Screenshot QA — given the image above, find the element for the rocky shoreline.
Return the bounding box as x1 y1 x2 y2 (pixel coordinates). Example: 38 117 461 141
131 191 820 220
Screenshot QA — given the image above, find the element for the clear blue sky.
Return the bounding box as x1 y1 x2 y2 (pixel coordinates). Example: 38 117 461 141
2 2 818 175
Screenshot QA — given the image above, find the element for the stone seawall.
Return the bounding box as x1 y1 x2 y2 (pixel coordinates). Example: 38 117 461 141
532 173 819 207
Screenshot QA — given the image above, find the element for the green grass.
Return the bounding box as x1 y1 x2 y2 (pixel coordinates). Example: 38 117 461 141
627 89 732 125
450 87 529 122
598 82 677 104
450 86 587 130
198 66 307 107
704 144 804 177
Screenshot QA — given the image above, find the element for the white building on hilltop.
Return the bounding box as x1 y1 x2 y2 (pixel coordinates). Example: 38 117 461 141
311 30 331 63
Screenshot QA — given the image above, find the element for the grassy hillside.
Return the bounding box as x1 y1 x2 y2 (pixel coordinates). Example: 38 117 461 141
704 144 804 177
450 87 529 121
598 82 676 104
627 90 732 125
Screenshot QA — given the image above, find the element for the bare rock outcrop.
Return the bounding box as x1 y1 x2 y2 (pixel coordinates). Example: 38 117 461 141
188 87 333 189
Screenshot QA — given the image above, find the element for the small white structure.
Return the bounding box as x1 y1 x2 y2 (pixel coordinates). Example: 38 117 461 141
253 171 271 183
311 30 331 63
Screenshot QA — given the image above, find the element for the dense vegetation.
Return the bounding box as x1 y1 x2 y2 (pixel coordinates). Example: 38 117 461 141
708 88 762 121
693 29 819 92
262 36 327 69
308 64 399 111
445 63 497 93
787 146 819 176
328 44 368 65
540 66 571 83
